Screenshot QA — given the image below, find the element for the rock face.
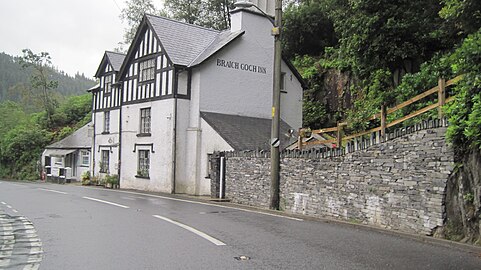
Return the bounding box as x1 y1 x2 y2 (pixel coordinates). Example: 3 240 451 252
225 127 454 236
445 150 481 244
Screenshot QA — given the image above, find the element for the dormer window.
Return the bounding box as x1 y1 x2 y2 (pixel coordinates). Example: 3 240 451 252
139 58 155 82
104 74 112 93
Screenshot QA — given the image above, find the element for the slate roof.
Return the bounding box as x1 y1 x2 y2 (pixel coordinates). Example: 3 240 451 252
46 123 92 149
147 14 222 67
94 51 126 77
201 112 295 151
105 51 126 71
190 30 245 67
118 13 306 87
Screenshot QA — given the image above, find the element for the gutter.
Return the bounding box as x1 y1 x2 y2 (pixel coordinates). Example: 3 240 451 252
117 83 123 186
91 92 96 177
171 69 179 194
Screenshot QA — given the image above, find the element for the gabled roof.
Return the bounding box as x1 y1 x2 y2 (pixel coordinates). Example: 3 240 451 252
118 13 306 89
94 51 126 77
146 14 221 67
201 112 295 151
190 30 245 67
46 123 92 149
106 51 126 71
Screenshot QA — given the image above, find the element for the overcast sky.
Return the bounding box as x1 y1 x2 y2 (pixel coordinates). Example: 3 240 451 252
0 0 162 79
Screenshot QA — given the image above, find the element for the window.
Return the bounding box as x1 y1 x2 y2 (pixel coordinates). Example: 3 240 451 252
280 72 286 91
81 151 90 166
139 58 155 82
104 111 110 133
137 150 150 178
104 75 112 93
140 108 151 134
100 150 109 173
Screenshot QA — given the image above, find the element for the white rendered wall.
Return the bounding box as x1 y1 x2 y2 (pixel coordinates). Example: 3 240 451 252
199 118 234 195
120 99 175 193
200 11 303 130
92 109 120 178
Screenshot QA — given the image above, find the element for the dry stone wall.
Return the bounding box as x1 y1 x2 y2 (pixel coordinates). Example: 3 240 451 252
225 127 454 235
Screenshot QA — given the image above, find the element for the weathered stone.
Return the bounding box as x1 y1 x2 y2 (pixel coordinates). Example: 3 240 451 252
225 127 453 236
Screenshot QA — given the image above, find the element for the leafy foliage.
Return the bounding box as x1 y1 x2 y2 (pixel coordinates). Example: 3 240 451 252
282 1 336 59
163 0 234 30
444 30 481 153
120 0 159 47
303 97 327 129
0 93 92 180
0 123 52 180
0 52 95 109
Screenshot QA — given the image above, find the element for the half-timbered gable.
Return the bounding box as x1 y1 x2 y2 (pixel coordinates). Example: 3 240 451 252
119 18 174 104
93 51 125 112
90 51 125 178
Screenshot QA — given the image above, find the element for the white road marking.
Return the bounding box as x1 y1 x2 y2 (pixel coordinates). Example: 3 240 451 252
153 215 226 246
82 187 303 221
12 209 18 213
6 205 12 209
82 196 130 209
1 202 6 205
37 188 68 195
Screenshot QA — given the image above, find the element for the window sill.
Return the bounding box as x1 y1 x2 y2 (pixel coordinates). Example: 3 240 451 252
135 175 150 179
137 133 151 137
138 79 155 85
101 131 110 135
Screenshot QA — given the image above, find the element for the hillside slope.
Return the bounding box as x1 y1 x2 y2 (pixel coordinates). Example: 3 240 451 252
0 52 96 102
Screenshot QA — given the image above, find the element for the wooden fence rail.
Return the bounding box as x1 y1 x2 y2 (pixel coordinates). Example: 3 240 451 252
298 75 463 149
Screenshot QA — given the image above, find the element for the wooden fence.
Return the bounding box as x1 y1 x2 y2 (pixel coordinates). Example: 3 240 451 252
298 75 463 149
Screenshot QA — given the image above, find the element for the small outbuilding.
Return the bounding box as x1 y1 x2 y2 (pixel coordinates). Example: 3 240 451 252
41 123 92 182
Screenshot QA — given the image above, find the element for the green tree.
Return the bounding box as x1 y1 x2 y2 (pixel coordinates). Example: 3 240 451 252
324 0 448 77
0 101 28 139
439 0 481 36
164 0 234 30
0 123 52 180
282 0 336 59
18 49 59 127
120 0 159 46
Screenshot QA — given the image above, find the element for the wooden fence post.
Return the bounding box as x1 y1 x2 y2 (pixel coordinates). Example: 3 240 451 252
438 78 446 119
337 122 343 148
380 104 387 141
297 128 303 150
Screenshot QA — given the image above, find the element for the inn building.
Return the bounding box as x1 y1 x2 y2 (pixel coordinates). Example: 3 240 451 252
90 3 305 195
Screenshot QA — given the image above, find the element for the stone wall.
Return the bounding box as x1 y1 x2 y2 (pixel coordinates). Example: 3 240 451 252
225 127 454 235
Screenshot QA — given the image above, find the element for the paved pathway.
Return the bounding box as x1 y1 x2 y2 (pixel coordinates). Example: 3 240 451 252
0 209 42 270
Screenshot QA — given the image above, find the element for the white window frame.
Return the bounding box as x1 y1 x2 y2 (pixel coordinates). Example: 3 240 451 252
104 111 110 133
140 108 151 134
139 58 155 82
80 150 90 166
100 150 109 173
137 150 150 178
104 74 112 93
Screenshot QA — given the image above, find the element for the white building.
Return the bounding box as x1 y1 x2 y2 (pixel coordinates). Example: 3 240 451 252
91 6 305 195
42 123 92 182
90 51 126 179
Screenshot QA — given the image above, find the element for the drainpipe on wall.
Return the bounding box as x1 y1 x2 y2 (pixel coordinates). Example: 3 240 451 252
92 92 97 178
171 69 179 194
117 84 123 187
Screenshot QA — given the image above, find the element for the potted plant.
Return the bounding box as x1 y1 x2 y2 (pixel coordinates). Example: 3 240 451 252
81 171 91 185
110 174 119 189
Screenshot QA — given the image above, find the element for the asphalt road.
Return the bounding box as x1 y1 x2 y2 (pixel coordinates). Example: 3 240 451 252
0 180 480 270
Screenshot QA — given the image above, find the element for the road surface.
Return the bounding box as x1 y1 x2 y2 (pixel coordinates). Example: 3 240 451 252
0 180 480 269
